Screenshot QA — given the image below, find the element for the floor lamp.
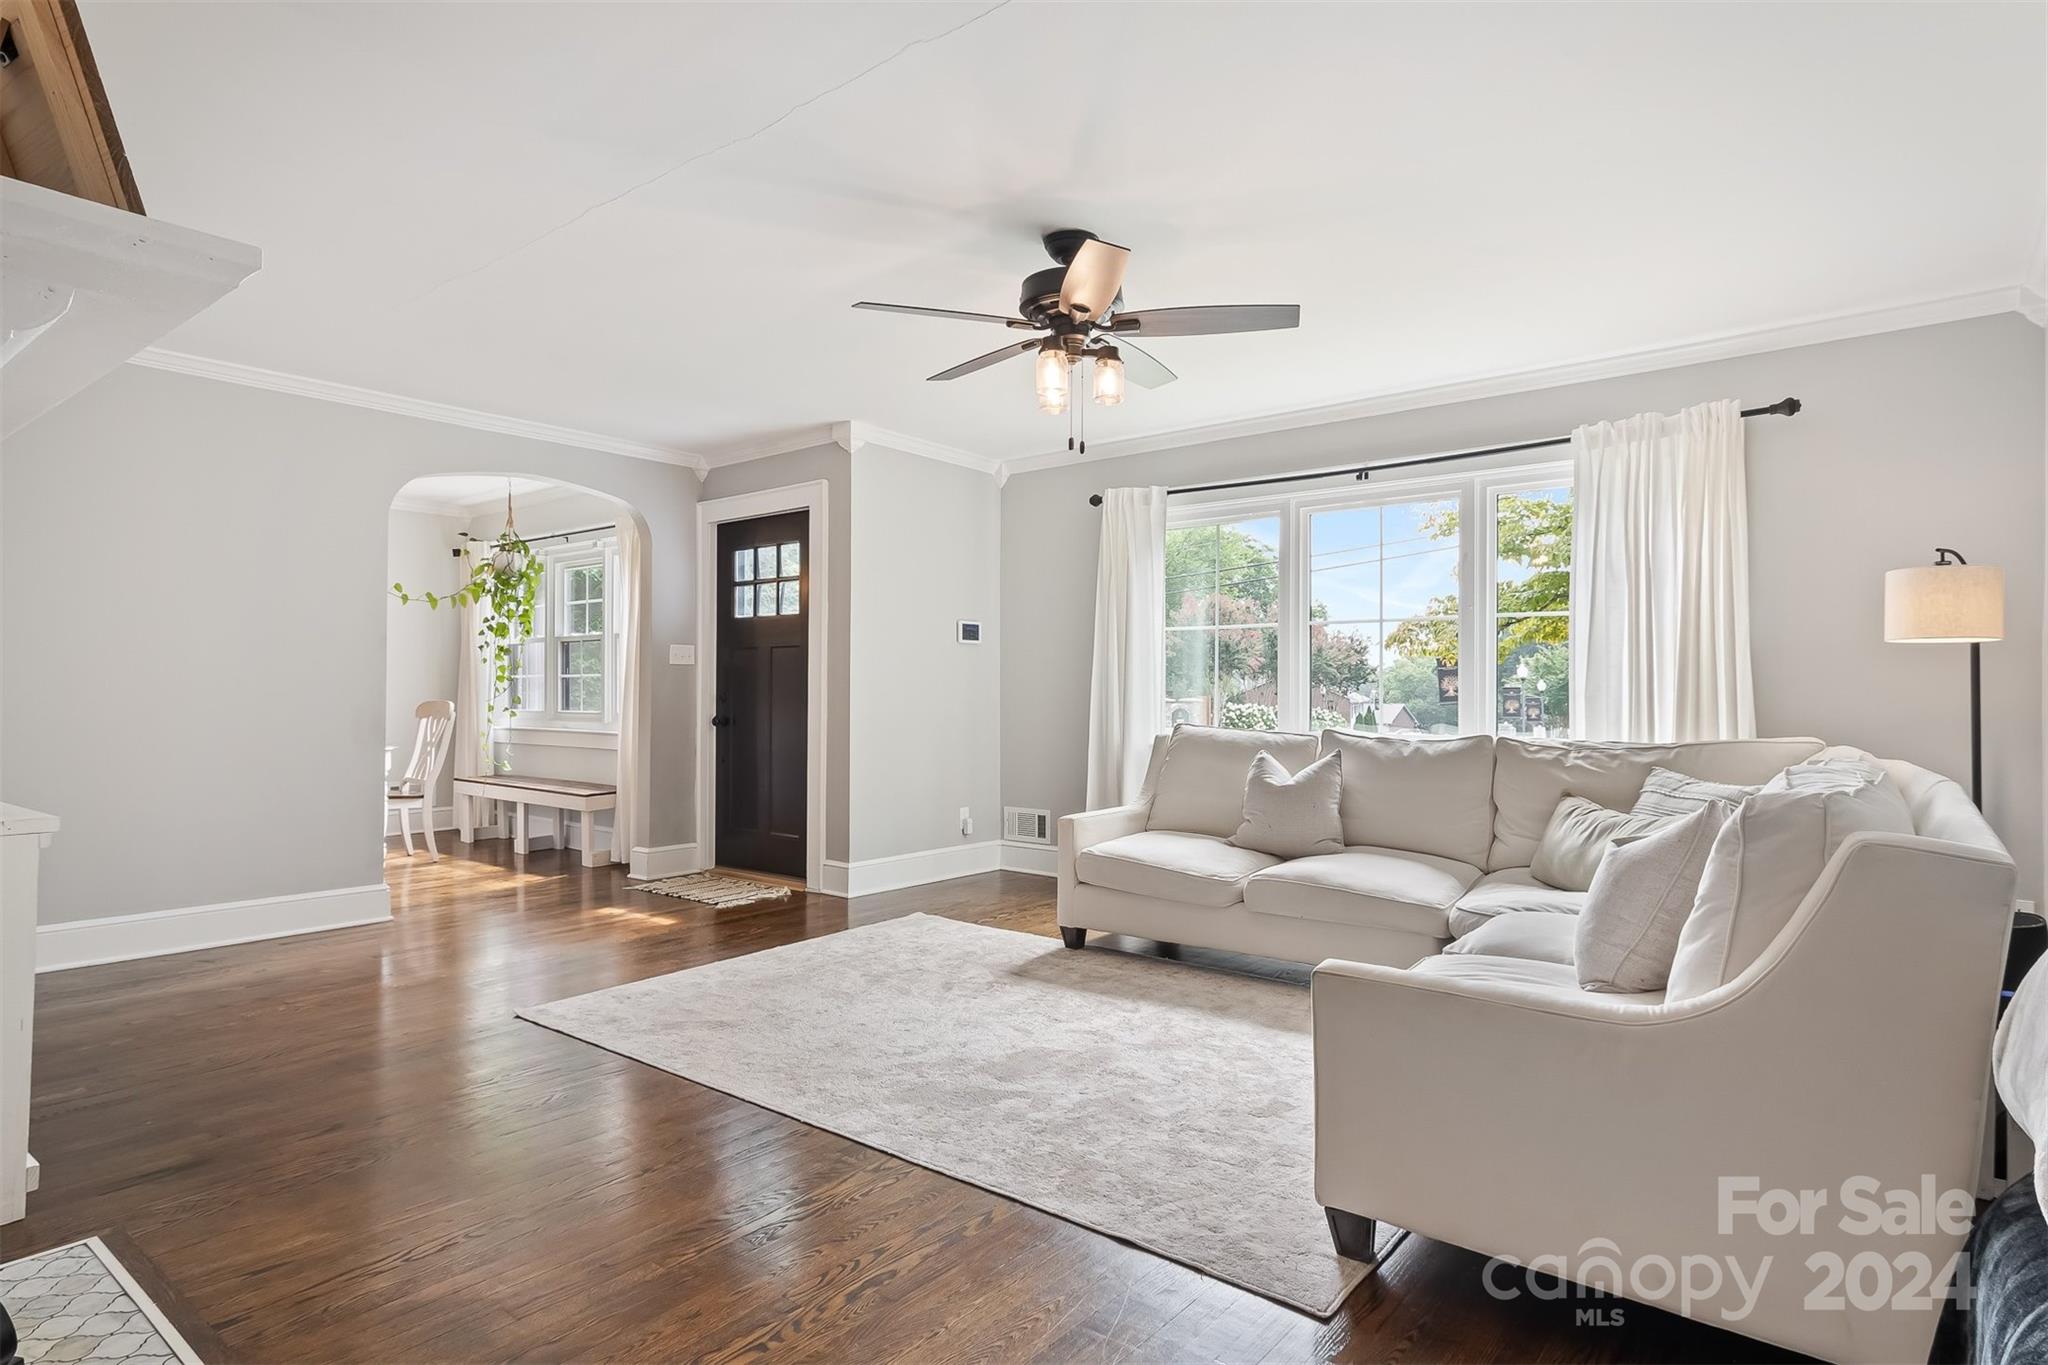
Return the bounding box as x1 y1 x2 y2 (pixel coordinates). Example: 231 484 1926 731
1885 547 2019 1176
1883 547 2003 809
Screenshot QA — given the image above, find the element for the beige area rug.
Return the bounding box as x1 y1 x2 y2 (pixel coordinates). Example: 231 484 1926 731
518 913 1382 1316
632 872 792 907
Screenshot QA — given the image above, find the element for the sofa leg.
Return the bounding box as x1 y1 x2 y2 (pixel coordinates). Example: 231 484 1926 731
1325 1207 1378 1263
1060 925 1086 949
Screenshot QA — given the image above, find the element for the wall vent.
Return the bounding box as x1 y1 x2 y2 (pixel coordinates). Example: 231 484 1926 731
1004 806 1052 844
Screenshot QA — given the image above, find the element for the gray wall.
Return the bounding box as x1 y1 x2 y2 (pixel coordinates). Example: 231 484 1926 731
384 507 465 822
701 443 853 864
1001 314 2048 902
848 445 1001 862
3 364 701 924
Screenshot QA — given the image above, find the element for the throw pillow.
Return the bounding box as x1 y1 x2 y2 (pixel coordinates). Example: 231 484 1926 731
1530 795 1674 892
1665 768 1917 1000
1574 801 1728 994
1630 767 1758 819
1232 750 1344 859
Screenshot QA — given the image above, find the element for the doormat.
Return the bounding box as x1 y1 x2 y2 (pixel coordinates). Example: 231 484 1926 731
0 1236 203 1363
633 873 793 907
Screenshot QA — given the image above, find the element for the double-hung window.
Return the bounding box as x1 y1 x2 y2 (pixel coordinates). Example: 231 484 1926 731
1162 465 1573 740
496 537 622 729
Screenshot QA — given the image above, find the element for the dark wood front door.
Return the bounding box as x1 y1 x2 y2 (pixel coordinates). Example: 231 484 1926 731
714 512 809 877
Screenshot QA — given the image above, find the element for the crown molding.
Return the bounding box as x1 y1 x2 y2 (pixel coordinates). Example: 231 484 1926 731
832 420 1003 481
127 348 709 471
997 285 2033 479
2018 287 2046 328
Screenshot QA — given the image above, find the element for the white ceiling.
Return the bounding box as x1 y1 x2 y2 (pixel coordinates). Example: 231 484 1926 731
393 474 557 514
85 2 2046 466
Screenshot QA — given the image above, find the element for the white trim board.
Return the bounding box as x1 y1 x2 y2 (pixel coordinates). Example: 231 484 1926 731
36 883 392 973
694 478 832 895
130 348 708 471
822 841 1007 897
384 804 458 835
999 841 1057 878
629 842 704 881
996 285 2035 477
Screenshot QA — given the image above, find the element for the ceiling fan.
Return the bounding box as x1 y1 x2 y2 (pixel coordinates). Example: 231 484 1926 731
852 229 1300 423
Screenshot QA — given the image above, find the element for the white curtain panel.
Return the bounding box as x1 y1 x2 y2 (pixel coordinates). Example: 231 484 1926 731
1569 398 1755 743
453 552 494 831
1086 486 1168 808
612 520 646 866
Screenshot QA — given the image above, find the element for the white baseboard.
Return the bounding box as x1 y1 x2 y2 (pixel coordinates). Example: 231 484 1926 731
823 840 1005 897
630 842 703 880
999 841 1057 877
384 804 457 836
37 883 392 972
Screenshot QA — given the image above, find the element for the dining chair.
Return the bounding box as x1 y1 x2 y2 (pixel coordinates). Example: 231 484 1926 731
388 700 456 862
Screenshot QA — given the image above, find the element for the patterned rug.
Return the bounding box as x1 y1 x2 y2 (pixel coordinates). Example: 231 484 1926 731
633 873 792 907
0 1237 201 1363
518 913 1391 1317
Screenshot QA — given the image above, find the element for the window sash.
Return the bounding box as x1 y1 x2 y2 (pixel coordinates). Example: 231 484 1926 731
493 538 621 728
1165 461 1570 738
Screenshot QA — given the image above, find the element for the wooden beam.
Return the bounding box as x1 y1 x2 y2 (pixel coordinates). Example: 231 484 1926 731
0 0 141 213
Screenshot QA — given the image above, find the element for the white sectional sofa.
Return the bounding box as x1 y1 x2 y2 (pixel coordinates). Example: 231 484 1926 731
1056 724 1827 965
1058 724 2017 1364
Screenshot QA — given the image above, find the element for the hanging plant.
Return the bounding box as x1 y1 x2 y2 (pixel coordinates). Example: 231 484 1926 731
391 488 545 743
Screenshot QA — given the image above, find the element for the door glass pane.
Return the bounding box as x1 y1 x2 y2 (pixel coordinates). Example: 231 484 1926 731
780 542 801 577
779 580 800 615
734 585 753 618
756 547 779 581
734 549 754 581
756 583 776 617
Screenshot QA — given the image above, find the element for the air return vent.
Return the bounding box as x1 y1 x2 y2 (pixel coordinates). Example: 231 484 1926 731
1004 807 1052 844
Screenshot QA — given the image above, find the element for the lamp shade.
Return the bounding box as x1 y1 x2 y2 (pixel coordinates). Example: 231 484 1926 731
1884 564 2004 643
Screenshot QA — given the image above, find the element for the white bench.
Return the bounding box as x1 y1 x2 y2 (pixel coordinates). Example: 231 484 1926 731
455 774 618 868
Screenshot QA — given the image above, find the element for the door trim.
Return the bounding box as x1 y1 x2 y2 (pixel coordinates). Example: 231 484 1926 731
694 481 830 895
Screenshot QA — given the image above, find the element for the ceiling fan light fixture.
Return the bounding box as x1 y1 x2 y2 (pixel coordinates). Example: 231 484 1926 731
1092 347 1125 407
1034 341 1070 415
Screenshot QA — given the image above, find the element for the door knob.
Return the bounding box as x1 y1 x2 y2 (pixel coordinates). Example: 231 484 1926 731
711 714 732 728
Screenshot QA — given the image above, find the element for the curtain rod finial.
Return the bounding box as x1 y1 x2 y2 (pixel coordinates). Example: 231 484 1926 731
1089 493 1104 507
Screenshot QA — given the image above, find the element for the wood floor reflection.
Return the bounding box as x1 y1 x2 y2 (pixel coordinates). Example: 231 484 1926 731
12 841 1797 1362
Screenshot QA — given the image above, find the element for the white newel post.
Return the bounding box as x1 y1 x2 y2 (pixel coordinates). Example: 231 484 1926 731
0 804 58 1224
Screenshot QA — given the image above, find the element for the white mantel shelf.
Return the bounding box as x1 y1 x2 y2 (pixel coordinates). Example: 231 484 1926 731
1 176 261 438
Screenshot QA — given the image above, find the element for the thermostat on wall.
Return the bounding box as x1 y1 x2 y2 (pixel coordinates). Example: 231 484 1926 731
957 621 982 645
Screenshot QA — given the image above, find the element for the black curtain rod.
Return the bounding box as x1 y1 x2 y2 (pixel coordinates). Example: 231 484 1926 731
1085 397 1802 507
452 523 616 556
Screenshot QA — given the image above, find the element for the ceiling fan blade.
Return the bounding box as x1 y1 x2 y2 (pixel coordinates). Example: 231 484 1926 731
927 339 1040 382
854 301 1031 328
1057 239 1130 321
1116 340 1177 389
1112 304 1301 337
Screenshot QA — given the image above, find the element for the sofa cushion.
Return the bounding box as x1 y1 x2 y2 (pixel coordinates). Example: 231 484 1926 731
1448 868 1588 938
1147 725 1321 838
1318 730 1496 867
1442 910 1577 965
1244 846 1479 937
1666 769 1917 1000
1410 951 1666 1003
1530 795 1672 892
1076 830 1279 908
1487 735 1826 871
1233 750 1345 858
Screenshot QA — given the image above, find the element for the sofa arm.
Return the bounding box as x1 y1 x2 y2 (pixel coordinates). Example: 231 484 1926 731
1057 803 1149 925
1311 833 2014 1365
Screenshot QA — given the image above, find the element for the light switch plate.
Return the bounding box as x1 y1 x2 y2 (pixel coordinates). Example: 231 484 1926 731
669 644 695 666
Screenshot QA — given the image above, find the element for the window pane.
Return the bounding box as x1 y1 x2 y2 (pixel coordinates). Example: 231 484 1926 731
1308 622 1377 732
1162 517 1279 727
1494 485 1572 738
1497 621 1569 738
584 598 603 634
566 602 588 636
1308 504 1381 622
756 547 778 580
1378 497 1460 618
1381 618 1461 734
734 585 753 618
1496 486 1573 599
779 580 800 615
734 549 754 582
756 583 776 617
1164 628 1217 728
780 542 801 578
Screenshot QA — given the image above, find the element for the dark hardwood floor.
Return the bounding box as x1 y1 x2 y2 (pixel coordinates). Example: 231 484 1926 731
5 842 1796 1362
